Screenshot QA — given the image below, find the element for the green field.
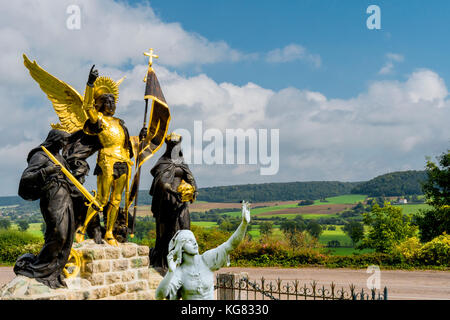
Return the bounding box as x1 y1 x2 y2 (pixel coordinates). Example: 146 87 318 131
7 194 427 258
324 247 375 256
247 225 284 239
393 203 431 214
218 194 366 218
191 221 217 228
11 222 44 239
319 225 352 246
219 203 300 218
255 213 341 220
314 194 367 205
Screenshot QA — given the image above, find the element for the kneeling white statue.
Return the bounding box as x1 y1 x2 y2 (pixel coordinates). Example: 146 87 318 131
155 201 251 300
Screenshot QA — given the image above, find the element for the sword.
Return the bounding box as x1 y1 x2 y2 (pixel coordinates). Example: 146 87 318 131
41 146 103 212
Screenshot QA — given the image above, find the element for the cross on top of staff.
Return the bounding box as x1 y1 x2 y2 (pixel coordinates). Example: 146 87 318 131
144 48 158 67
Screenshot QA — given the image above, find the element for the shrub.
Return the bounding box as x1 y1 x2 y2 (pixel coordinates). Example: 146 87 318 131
16 220 30 232
325 252 402 268
417 233 450 266
360 204 417 253
298 200 314 206
327 240 340 248
137 229 156 248
391 237 422 264
230 238 326 267
0 218 11 230
0 229 43 263
191 225 230 253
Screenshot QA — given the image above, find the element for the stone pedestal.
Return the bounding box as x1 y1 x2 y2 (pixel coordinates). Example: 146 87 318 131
0 240 163 300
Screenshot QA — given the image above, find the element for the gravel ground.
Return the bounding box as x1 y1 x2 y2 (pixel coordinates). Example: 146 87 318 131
216 267 450 300
2 266 449 300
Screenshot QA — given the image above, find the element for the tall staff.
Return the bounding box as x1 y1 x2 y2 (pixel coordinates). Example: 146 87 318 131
128 48 171 237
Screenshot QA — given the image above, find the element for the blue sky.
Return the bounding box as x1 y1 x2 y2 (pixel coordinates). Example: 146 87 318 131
0 0 449 196
131 0 450 97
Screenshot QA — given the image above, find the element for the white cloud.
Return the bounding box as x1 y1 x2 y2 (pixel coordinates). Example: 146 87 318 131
266 44 321 67
0 0 448 196
378 52 404 75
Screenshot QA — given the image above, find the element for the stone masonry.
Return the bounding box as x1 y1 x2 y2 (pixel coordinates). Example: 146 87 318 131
0 240 163 300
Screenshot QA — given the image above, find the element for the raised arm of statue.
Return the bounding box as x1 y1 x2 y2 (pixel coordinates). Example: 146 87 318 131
201 201 250 271
222 201 250 252
83 65 99 124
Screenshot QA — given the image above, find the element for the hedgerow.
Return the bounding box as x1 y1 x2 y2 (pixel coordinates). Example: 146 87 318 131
0 229 43 264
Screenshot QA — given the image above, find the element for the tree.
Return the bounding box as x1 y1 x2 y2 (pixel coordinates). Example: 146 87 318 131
327 240 340 248
298 200 314 206
342 221 364 246
17 219 30 232
360 204 417 253
422 150 450 208
134 219 155 240
280 218 306 235
0 218 11 230
306 220 323 239
218 218 239 232
259 221 273 238
352 202 365 213
415 150 450 242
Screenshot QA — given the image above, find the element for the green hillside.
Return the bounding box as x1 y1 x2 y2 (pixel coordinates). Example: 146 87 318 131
350 170 427 197
196 181 361 203
0 170 427 207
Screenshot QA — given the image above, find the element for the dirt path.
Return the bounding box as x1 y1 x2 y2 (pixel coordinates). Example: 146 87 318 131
217 267 450 300
2 266 449 300
0 267 14 289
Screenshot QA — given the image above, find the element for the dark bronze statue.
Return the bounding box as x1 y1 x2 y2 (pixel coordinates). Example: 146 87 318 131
149 133 198 273
15 129 78 289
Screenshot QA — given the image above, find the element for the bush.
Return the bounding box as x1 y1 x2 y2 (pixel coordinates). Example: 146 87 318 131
325 252 402 268
327 240 340 248
360 204 417 253
0 218 11 230
298 200 315 206
0 229 43 263
230 238 326 267
391 237 422 264
417 233 450 266
229 238 407 268
136 229 156 248
191 225 231 253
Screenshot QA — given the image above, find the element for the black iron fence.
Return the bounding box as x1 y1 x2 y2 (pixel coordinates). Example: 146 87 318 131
215 273 388 300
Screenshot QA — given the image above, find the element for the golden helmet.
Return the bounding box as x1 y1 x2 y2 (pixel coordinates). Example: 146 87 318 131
93 76 125 103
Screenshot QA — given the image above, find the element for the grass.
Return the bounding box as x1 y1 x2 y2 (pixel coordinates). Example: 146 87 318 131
191 221 217 228
314 194 367 205
219 195 367 218
11 223 44 239
324 247 375 256
205 196 368 250
220 203 300 218
319 226 353 247
248 224 284 240
393 203 431 215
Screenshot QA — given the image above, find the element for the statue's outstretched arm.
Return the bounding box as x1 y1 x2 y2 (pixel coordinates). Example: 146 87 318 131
83 65 99 124
222 201 251 253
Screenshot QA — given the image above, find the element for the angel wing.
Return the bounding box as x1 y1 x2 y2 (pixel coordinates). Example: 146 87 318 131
23 54 87 133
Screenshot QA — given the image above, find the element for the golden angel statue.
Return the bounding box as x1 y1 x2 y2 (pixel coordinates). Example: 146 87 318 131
23 54 144 246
